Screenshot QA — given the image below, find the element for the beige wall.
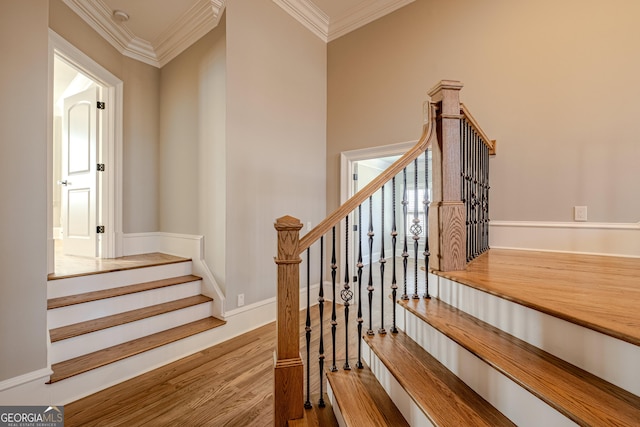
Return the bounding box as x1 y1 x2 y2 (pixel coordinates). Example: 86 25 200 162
159 16 227 287
226 0 327 308
328 0 640 223
49 0 160 233
0 0 49 382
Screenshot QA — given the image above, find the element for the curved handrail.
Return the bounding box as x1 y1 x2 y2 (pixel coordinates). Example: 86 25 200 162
298 102 438 254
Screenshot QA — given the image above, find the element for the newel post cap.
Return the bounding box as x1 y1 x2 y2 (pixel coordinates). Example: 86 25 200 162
428 80 464 101
274 215 303 231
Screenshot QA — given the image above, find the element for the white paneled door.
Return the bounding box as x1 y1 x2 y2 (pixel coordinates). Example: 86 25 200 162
61 87 99 257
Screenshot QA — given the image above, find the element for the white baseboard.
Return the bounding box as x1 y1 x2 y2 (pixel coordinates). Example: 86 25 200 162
0 367 52 394
490 220 640 258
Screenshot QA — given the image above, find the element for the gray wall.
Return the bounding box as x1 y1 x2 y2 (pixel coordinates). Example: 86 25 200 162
225 0 327 308
327 0 640 223
0 0 49 382
159 16 227 289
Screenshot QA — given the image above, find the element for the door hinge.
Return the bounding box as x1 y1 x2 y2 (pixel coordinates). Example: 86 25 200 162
96 226 105 234
97 163 105 171
97 101 105 110
353 173 358 181
353 224 358 231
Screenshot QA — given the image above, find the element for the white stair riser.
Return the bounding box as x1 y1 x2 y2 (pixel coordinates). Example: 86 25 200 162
50 302 213 363
47 281 202 329
363 344 433 426
400 306 577 427
46 324 231 405
432 274 640 396
326 381 348 427
47 262 193 298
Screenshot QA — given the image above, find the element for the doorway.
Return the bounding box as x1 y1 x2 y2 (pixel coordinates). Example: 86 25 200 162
48 30 124 275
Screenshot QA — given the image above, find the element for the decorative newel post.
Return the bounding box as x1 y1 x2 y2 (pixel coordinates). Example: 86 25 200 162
428 80 467 271
274 215 304 426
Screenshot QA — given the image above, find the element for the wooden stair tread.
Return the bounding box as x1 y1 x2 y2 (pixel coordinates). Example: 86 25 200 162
365 331 514 427
48 316 225 383
287 394 338 427
50 295 213 342
47 274 202 309
326 365 409 427
400 298 640 426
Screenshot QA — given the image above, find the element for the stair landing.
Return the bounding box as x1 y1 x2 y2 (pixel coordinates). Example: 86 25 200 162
434 248 640 346
49 252 190 280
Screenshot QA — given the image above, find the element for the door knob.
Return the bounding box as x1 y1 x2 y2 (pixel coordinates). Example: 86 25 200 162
57 180 70 186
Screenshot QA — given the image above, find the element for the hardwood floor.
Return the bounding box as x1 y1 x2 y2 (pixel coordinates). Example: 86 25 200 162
49 240 189 280
63 250 639 426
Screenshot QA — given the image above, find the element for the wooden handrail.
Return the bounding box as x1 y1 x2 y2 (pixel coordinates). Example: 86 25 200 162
460 103 496 155
298 102 438 254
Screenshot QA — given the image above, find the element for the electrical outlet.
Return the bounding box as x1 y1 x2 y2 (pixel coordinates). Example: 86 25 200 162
237 294 245 307
574 206 587 222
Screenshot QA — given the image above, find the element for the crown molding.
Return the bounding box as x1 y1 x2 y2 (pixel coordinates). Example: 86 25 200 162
62 0 225 68
273 0 414 43
273 0 330 42
327 0 414 42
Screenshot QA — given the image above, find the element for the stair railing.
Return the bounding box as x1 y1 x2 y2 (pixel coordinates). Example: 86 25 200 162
273 80 495 426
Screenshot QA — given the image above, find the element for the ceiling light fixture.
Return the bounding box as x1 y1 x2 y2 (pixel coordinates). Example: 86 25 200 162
113 10 129 23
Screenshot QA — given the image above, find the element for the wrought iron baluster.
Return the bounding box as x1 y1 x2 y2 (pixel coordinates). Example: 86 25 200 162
391 177 399 333
330 227 338 372
423 149 431 299
367 195 375 336
341 215 352 370
401 168 409 300
379 184 387 334
356 206 364 369
304 248 312 409
412 159 420 299
317 236 325 407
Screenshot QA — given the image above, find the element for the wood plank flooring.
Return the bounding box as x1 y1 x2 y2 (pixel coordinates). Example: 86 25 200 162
434 249 640 345
63 249 639 426
49 249 190 280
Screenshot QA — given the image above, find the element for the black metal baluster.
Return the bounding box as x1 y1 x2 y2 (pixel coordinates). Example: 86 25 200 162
304 248 312 409
379 184 387 334
317 236 326 407
423 149 431 299
412 159 420 299
330 227 338 372
391 177 399 333
401 168 409 300
367 196 375 336
341 216 352 370
356 206 364 369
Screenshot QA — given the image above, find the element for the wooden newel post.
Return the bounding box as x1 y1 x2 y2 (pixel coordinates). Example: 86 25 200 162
428 80 467 271
274 215 304 426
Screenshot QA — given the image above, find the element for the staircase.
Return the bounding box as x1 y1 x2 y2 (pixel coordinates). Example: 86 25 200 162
325 251 640 426
46 254 225 402
273 80 640 426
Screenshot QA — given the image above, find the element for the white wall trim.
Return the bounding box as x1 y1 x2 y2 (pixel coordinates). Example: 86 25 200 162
0 368 52 393
490 220 640 258
48 29 124 267
122 232 226 318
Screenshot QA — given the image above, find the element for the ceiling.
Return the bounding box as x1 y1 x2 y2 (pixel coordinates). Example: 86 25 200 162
62 0 414 68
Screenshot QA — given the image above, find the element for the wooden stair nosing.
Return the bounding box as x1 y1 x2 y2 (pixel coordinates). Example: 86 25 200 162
327 365 409 427
47 316 226 384
47 274 202 310
364 331 515 427
400 298 640 427
49 295 213 342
